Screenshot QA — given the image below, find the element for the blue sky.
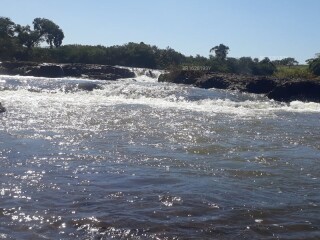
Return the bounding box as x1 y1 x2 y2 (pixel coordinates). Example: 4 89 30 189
1 0 319 63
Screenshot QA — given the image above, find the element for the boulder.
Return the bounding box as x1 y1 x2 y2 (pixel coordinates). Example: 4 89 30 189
245 78 277 94
267 80 320 102
77 82 102 91
0 61 135 80
26 65 64 78
158 70 202 85
0 103 6 113
195 76 230 89
62 64 135 80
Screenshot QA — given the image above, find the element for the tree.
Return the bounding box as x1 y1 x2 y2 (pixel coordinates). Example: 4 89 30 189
252 57 277 75
0 17 16 38
308 58 320 76
280 57 299 67
0 17 22 60
33 18 64 48
210 44 230 60
15 24 43 50
14 18 64 50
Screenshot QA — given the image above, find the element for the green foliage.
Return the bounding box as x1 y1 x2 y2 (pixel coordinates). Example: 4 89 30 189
251 57 277 75
0 16 64 60
274 65 314 79
210 44 230 60
0 16 317 79
0 17 15 38
33 18 64 48
308 58 320 76
26 43 186 69
273 57 299 67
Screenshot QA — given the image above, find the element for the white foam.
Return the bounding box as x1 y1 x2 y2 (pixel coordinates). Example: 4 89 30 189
1 73 320 119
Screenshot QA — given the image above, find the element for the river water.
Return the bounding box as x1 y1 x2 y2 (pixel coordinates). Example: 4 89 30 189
0 69 319 239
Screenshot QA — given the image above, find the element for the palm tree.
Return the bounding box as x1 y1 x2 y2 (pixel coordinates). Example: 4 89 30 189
210 44 230 60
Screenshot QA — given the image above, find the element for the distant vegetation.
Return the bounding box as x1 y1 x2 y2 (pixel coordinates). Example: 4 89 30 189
1 16 320 78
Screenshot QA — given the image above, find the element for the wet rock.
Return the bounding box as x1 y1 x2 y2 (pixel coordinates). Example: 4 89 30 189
61 64 135 80
245 78 277 94
77 82 102 91
0 61 135 80
39 65 64 78
267 80 320 102
0 102 6 113
195 75 230 89
158 69 320 103
26 65 64 78
158 70 203 85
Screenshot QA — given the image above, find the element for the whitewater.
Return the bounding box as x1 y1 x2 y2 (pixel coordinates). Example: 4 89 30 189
0 69 319 239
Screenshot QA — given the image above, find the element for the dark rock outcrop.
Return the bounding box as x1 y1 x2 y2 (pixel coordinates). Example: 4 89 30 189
61 64 135 80
267 80 320 102
195 75 231 89
245 78 277 94
77 82 102 91
159 70 320 103
26 65 64 78
0 61 135 80
158 70 203 85
0 103 6 113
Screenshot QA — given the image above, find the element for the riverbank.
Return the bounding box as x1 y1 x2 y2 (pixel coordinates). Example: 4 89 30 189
159 70 320 102
0 61 135 80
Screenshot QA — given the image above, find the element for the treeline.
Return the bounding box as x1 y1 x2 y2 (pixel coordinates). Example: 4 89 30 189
1 16 320 77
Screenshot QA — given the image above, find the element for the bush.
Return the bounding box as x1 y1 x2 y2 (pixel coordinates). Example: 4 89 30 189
309 58 320 76
274 65 314 79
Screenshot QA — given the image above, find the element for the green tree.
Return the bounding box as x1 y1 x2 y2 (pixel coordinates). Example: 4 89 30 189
0 17 15 38
210 44 230 60
280 57 299 67
15 24 42 50
308 56 320 76
0 17 22 60
252 57 276 75
33 18 64 48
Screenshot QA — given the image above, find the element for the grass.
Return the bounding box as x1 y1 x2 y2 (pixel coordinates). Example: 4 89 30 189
273 65 316 79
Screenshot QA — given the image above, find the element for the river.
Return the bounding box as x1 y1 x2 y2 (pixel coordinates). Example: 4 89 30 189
0 69 319 239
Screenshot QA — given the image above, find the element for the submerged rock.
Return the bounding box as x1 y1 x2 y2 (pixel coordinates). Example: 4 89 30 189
77 82 102 91
0 103 6 113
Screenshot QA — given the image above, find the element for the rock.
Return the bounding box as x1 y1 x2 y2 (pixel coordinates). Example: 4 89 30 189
267 80 320 102
195 75 230 89
245 78 277 94
61 64 135 80
39 65 64 78
61 65 81 77
0 61 135 80
0 102 6 113
158 70 203 85
77 82 102 91
146 70 156 78
25 65 64 78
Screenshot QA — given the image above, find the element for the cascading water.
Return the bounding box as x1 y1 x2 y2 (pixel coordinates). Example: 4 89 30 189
0 70 319 239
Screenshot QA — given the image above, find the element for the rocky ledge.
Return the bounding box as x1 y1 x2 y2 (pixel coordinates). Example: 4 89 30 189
0 61 135 80
158 70 320 103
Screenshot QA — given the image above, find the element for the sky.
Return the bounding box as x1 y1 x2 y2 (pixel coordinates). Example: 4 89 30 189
1 0 319 63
